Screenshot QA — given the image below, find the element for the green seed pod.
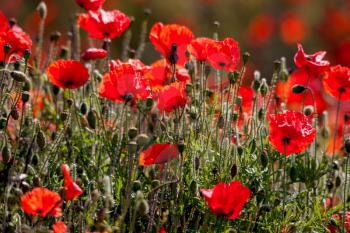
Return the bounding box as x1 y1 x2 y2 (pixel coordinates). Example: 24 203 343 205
292 84 306 94
128 127 138 139
303 106 314 116
136 199 149 216
289 166 298 183
87 109 97 129
258 108 264 121
2 144 10 163
3 43 11 55
237 145 243 156
10 71 26 82
260 151 268 168
189 179 197 194
273 60 281 73
10 107 19 120
36 130 46 149
136 134 149 147
80 102 87 115
21 91 30 103
260 78 268 97
59 47 68 59
132 180 142 192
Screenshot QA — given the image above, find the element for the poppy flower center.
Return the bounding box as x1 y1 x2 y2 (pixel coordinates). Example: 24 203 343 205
63 80 74 87
282 136 290 145
36 208 43 214
219 62 226 67
339 87 346 93
123 93 134 103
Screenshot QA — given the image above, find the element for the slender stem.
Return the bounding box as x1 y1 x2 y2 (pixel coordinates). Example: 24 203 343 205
332 94 342 162
343 155 349 233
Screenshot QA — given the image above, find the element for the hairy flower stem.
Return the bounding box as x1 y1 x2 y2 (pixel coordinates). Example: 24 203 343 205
343 154 349 233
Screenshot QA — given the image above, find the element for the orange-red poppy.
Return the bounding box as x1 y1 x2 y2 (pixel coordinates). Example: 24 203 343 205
78 9 131 39
81 48 107 60
156 82 187 113
280 12 307 45
62 164 83 201
188 37 215 62
46 59 89 89
0 30 32 62
294 43 330 77
323 65 350 100
200 180 251 220
53 221 68 233
75 0 104 11
21 187 62 217
149 22 194 65
246 14 275 47
139 143 179 166
206 37 240 72
99 60 151 103
268 110 316 156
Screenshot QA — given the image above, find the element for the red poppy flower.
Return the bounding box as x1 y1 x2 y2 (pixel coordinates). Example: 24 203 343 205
81 48 107 60
78 9 131 39
0 10 9 33
275 68 328 114
323 65 350 100
157 82 187 113
139 143 179 166
0 30 32 62
145 59 190 91
280 12 307 45
149 22 194 65
268 110 316 156
75 0 104 11
110 59 150 75
21 187 62 217
206 37 240 72
327 212 350 233
62 164 83 201
46 59 89 89
246 14 275 47
200 180 251 220
159 227 166 233
294 43 330 76
99 61 151 103
53 221 68 233
188 37 215 62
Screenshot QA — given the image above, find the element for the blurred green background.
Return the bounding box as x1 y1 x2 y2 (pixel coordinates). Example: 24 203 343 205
1 0 350 76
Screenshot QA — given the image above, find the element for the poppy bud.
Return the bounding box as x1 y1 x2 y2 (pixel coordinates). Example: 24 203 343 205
87 109 97 129
36 130 46 149
128 127 138 139
2 144 10 163
243 52 250 65
133 180 142 192
185 83 192 94
80 102 87 115
280 57 289 82
195 156 200 170
258 108 264 121
23 49 31 60
10 107 19 120
169 43 178 65
273 60 281 73
144 8 152 16
292 84 306 94
136 134 149 147
228 71 239 85
136 199 149 216
3 43 11 55
177 140 185 154
260 78 268 97
37 1 47 19
13 61 20 70
10 71 26 82
232 112 238 121
321 127 329 140
145 98 153 110
237 145 243 156
230 164 237 178
128 141 137 154
52 84 60 95
303 106 314 116
260 151 268 168
23 78 31 92
252 73 261 92
0 117 6 130
59 46 68 59
326 179 334 190
289 166 298 182
50 31 61 42
345 138 350 154
189 180 197 194
9 18 16 28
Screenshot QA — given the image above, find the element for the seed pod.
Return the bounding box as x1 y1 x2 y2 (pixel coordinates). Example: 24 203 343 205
87 109 97 129
132 180 142 192
292 84 306 94
273 60 281 73
80 102 87 115
50 31 61 42
36 130 46 149
136 199 149 216
230 164 237 178
237 145 243 156
128 127 138 139
10 71 26 82
136 134 149 147
33 176 41 187
189 179 197 194
3 43 11 55
10 107 19 120
23 78 31 92
37 1 47 18
52 84 60 95
23 49 31 60
260 151 268 168
289 166 298 182
332 161 339 170
243 52 250 65
177 140 185 154
303 106 314 116
321 127 329 140
22 91 30 103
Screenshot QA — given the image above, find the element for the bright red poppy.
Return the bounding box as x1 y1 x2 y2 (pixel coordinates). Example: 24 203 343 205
46 59 89 89
268 110 316 156
294 43 330 76
280 12 307 45
188 37 215 62
323 65 350 100
21 187 62 217
149 22 194 65
139 143 179 166
53 221 68 233
0 10 9 33
81 48 107 60
206 37 240 72
78 9 131 39
246 14 275 47
75 0 104 11
157 82 187 113
200 180 251 220
159 227 166 233
0 30 32 62
62 164 83 201
110 59 150 75
145 59 190 91
99 61 151 103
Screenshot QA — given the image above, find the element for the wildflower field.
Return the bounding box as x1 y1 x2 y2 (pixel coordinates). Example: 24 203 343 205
2 0 350 232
